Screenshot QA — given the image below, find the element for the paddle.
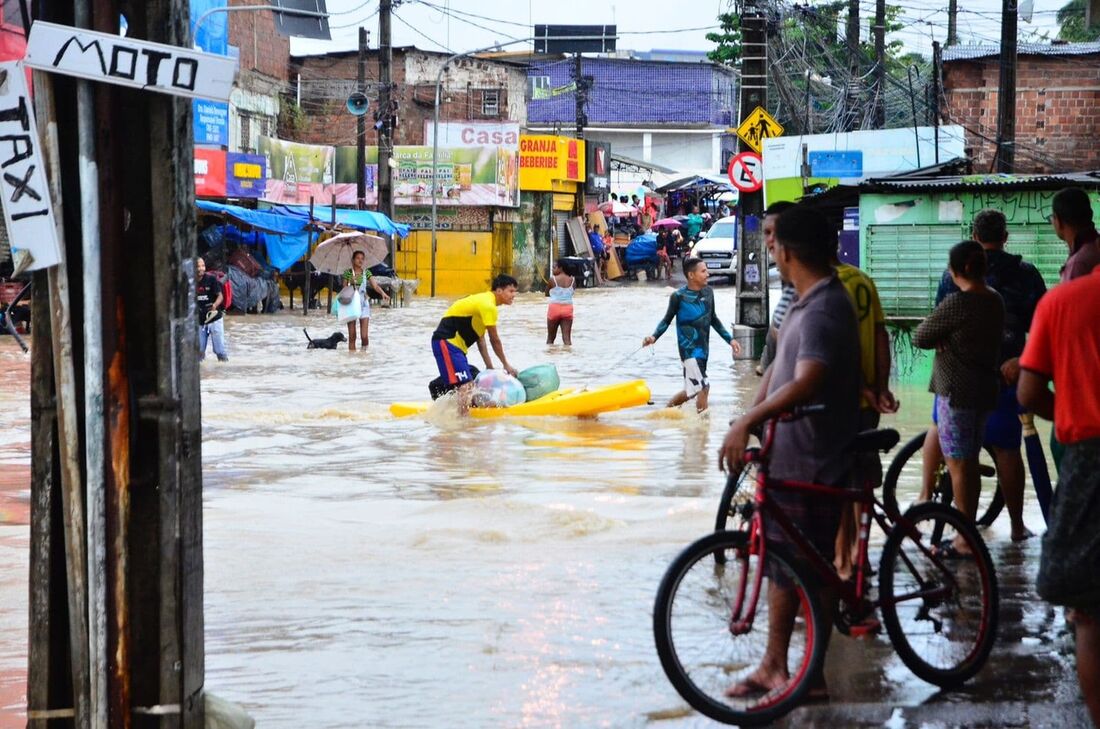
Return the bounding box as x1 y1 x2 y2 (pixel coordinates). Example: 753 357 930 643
1019 412 1052 525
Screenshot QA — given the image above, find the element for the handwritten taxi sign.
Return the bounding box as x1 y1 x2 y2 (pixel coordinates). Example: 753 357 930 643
25 21 237 102
736 106 784 154
0 62 61 272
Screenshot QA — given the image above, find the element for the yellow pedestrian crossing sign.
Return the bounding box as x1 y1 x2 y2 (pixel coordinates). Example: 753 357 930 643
736 106 784 154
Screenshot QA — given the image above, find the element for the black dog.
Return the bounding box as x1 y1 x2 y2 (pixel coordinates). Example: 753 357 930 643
303 328 347 350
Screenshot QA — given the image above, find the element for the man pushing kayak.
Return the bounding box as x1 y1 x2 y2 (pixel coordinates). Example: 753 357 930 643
643 256 741 413
431 274 519 411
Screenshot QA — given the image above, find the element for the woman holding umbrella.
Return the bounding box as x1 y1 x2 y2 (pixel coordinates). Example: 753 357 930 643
313 231 392 351
339 250 390 350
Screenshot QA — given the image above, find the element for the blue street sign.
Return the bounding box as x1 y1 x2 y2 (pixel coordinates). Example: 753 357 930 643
808 150 863 178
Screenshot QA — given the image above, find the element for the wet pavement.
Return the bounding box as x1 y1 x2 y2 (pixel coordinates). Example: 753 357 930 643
0 275 1089 728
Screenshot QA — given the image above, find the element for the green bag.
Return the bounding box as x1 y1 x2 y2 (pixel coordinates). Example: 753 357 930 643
518 364 561 402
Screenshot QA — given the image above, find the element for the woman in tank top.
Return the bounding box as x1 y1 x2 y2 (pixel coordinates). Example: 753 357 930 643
546 259 575 345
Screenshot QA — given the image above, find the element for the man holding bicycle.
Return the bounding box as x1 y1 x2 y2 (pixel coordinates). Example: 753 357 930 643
718 206 861 699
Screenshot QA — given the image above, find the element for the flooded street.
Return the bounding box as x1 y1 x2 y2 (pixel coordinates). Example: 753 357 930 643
0 282 1069 728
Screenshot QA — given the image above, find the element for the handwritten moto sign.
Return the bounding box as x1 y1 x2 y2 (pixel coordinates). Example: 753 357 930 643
0 62 62 271
25 21 236 102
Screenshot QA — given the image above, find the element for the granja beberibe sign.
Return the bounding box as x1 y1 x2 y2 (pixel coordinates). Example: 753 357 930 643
518 135 585 192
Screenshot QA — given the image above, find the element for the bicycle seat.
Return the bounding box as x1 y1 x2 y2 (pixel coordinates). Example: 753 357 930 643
846 428 900 454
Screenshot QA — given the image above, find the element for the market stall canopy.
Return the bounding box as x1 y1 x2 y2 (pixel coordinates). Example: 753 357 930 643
655 174 735 193
196 200 309 235
196 200 311 271
266 204 410 238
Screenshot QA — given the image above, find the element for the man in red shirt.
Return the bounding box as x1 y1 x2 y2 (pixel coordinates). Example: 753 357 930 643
1018 266 1100 726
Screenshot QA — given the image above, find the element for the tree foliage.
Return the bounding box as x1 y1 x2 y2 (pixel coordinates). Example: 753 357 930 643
1056 0 1100 41
706 12 742 65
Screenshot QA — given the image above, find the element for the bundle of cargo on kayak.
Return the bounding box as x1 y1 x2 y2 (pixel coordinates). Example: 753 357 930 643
393 363 651 419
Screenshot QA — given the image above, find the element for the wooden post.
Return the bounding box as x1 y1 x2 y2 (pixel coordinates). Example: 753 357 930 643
37 70 92 729
327 193 336 314
27 268 57 729
304 196 315 316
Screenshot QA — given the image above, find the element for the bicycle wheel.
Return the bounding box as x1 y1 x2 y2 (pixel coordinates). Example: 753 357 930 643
882 431 1004 527
878 502 999 688
713 462 757 531
653 531 825 726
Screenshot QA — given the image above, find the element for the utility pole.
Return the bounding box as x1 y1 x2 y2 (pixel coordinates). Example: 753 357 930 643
947 0 959 46
573 54 585 140
996 0 1018 172
873 0 886 128
356 26 367 208
1089 0 1100 27
378 0 395 258
733 0 768 345
932 41 942 163
844 0 860 131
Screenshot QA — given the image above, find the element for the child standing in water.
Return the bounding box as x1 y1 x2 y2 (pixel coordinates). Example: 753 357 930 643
546 259 575 345
644 257 741 412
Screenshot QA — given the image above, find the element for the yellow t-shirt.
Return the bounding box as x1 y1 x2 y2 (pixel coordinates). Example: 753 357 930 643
836 263 885 408
431 291 499 353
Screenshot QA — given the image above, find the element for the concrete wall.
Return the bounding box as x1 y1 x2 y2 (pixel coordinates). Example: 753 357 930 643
944 54 1100 173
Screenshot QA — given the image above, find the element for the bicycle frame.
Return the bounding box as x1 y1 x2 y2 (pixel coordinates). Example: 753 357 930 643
727 416 957 635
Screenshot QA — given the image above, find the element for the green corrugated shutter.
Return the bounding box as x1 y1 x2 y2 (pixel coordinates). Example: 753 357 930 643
867 223 1067 318
866 225 961 318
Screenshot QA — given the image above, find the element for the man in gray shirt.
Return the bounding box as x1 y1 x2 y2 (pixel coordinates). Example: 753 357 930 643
719 205 861 700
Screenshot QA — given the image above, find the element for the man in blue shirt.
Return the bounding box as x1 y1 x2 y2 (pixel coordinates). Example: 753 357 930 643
643 257 740 412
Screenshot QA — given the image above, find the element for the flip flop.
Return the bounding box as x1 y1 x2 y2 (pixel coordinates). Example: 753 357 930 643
932 540 973 561
724 675 785 698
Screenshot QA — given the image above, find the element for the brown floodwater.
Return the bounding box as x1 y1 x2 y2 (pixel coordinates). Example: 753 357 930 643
0 282 1055 728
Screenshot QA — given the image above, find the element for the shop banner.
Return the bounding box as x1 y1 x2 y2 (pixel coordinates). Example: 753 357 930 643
191 0 230 145
227 152 266 198
258 135 335 204
334 144 519 208
519 134 584 191
424 120 520 150
585 141 611 194
194 147 227 197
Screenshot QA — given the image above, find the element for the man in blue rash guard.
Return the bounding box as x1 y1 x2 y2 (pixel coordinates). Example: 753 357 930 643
643 256 742 412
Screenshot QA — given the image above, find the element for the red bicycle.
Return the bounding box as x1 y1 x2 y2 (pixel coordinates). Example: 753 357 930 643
653 406 999 726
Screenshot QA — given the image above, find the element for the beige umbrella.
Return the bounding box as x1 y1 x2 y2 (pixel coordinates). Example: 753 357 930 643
310 231 388 275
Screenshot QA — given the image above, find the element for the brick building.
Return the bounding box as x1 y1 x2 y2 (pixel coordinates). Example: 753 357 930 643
288 48 528 148
943 42 1100 174
227 2 291 153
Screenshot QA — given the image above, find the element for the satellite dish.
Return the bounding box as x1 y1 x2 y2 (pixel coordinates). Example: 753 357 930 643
346 92 370 116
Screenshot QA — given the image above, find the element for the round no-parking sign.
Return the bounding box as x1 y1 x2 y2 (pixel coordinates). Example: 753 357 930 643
727 151 763 193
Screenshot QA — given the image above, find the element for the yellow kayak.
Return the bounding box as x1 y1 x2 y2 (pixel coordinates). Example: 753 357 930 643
390 379 651 419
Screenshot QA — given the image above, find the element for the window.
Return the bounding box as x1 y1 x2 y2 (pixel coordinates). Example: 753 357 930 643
481 89 500 117
529 75 550 100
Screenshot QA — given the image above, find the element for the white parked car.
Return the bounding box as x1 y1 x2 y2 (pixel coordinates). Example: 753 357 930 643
689 216 737 282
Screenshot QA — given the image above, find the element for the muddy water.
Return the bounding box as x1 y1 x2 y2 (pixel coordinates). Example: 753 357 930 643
0 282 1053 728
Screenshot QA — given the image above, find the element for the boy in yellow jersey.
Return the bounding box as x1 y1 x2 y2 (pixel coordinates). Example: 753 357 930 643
431 275 519 411
831 249 899 580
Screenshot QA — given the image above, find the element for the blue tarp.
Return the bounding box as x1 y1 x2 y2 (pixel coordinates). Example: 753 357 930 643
196 200 309 236
624 233 659 267
266 204 411 239
196 201 312 271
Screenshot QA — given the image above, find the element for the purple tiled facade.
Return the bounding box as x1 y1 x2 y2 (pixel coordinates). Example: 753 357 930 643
527 57 737 126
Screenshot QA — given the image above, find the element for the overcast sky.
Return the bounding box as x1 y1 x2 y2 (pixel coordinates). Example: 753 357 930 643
289 0 1065 59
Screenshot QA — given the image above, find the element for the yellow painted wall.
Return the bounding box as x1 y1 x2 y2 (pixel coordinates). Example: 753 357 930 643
405 230 494 297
